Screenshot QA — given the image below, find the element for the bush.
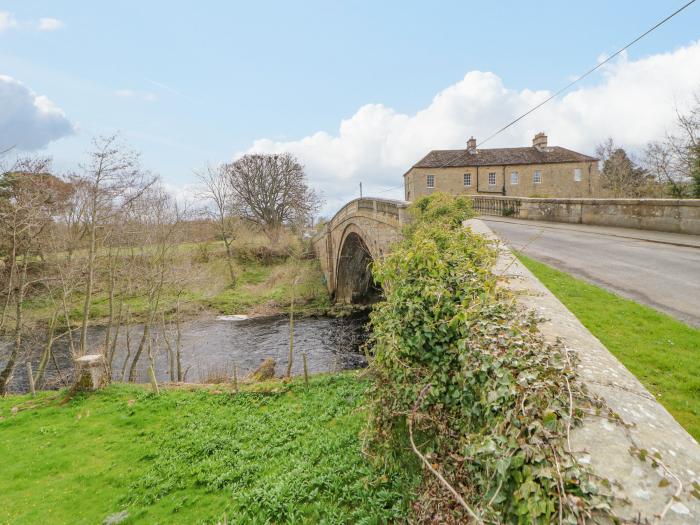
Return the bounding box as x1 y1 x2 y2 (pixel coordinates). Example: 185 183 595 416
366 194 612 523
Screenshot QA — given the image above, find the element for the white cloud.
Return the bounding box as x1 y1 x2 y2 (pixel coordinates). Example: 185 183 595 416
37 17 64 31
0 11 18 31
0 75 74 151
114 89 158 102
243 40 700 215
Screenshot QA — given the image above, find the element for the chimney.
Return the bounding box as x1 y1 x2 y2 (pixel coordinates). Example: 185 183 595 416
466 136 477 153
532 132 547 149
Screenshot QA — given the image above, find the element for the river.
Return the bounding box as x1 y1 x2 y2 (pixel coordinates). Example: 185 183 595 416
0 313 370 394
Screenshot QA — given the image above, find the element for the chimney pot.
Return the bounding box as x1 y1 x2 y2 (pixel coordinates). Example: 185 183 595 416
466 136 477 153
533 132 547 149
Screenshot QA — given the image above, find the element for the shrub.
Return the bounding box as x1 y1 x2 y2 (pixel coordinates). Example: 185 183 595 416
366 194 612 523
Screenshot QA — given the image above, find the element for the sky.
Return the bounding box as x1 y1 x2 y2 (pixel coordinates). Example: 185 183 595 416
1 1 700 215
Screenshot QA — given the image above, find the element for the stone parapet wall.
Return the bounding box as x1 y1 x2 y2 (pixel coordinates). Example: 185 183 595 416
466 219 700 522
471 196 700 235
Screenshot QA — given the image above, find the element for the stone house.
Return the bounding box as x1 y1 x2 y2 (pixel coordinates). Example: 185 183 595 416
403 133 600 201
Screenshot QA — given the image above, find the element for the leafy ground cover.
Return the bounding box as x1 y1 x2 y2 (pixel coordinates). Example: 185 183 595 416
517 253 700 441
0 373 418 525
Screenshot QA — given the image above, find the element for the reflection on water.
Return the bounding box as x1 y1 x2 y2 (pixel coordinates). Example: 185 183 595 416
0 313 370 394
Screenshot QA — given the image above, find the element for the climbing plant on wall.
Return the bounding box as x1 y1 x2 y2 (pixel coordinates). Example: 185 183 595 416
365 193 614 523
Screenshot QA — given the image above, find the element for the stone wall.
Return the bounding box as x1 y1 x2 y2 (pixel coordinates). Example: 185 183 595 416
472 195 700 235
466 219 700 522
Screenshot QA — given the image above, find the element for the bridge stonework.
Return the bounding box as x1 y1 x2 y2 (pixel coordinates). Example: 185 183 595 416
312 198 409 303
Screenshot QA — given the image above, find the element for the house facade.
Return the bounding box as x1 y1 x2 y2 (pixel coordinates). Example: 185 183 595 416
404 133 600 201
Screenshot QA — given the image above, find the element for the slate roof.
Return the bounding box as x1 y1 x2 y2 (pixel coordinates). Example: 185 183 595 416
410 146 598 170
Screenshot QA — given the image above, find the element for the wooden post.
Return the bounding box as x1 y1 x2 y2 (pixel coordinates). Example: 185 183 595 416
26 362 35 397
232 363 239 393
148 365 159 395
302 352 309 387
286 277 299 378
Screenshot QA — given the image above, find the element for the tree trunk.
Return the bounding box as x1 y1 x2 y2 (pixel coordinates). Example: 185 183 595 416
223 237 236 286
0 253 28 394
79 213 97 356
127 323 150 383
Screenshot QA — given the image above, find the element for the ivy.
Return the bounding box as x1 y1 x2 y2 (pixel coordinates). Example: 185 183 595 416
365 193 614 523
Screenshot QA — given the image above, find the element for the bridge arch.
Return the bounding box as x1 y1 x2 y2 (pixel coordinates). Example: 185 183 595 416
334 224 381 304
312 197 409 304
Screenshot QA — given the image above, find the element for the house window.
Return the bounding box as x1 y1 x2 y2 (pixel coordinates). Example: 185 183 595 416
463 173 472 187
510 171 519 185
488 172 496 185
534 170 542 184
574 168 582 182
426 174 435 188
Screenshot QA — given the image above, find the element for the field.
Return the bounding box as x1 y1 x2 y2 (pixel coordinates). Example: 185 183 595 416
0 373 418 525
518 253 700 440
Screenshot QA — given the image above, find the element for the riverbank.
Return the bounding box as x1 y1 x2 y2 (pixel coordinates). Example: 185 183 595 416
0 372 419 525
12 237 333 337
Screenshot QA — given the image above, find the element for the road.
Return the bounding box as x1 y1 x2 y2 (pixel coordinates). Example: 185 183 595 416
482 218 700 328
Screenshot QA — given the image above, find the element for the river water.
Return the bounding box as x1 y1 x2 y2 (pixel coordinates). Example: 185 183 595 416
0 313 370 394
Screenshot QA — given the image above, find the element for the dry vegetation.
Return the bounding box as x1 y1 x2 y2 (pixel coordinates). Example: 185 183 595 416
0 137 329 394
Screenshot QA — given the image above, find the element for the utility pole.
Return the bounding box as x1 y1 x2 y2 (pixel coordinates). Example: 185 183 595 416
359 182 363 198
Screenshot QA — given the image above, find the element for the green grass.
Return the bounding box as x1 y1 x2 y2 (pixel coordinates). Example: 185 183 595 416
517 253 700 440
0 373 418 525
208 259 331 316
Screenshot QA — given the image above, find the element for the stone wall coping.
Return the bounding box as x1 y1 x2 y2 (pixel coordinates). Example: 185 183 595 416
465 218 700 523
471 195 700 207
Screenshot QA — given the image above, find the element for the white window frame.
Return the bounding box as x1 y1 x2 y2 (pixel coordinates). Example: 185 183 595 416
463 173 472 187
510 171 519 185
534 170 542 184
426 174 435 188
488 172 496 186
574 168 582 182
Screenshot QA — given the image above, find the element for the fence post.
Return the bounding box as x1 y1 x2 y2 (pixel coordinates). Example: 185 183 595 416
302 352 309 387
26 362 35 397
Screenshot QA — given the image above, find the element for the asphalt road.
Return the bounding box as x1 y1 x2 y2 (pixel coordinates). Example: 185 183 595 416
483 218 700 328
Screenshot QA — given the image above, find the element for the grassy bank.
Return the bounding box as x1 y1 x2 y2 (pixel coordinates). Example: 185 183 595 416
18 234 331 333
0 373 418 524
517 253 700 440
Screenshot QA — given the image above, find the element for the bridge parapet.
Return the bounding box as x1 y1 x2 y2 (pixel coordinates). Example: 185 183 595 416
471 195 700 235
313 197 409 303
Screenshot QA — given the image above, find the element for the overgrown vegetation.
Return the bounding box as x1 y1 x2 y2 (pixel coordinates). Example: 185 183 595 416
0 373 418 524
366 194 614 523
517 253 700 440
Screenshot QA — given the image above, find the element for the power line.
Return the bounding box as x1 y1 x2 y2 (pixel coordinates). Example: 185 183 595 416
366 0 697 200
478 0 697 148
432 0 697 172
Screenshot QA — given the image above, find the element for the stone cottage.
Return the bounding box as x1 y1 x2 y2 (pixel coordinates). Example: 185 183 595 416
403 133 600 201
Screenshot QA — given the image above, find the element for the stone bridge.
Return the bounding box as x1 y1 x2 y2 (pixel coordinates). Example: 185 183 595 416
312 197 409 304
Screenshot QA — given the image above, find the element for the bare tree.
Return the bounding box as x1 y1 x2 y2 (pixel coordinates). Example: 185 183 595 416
196 164 237 285
74 135 154 356
225 153 321 244
644 91 700 197
126 188 184 382
0 157 70 394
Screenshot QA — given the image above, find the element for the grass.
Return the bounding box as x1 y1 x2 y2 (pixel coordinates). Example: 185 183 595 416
0 373 419 525
517 253 700 440
207 258 331 317
16 242 332 332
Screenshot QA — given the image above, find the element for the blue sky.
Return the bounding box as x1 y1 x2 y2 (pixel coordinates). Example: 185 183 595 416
1 1 699 213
